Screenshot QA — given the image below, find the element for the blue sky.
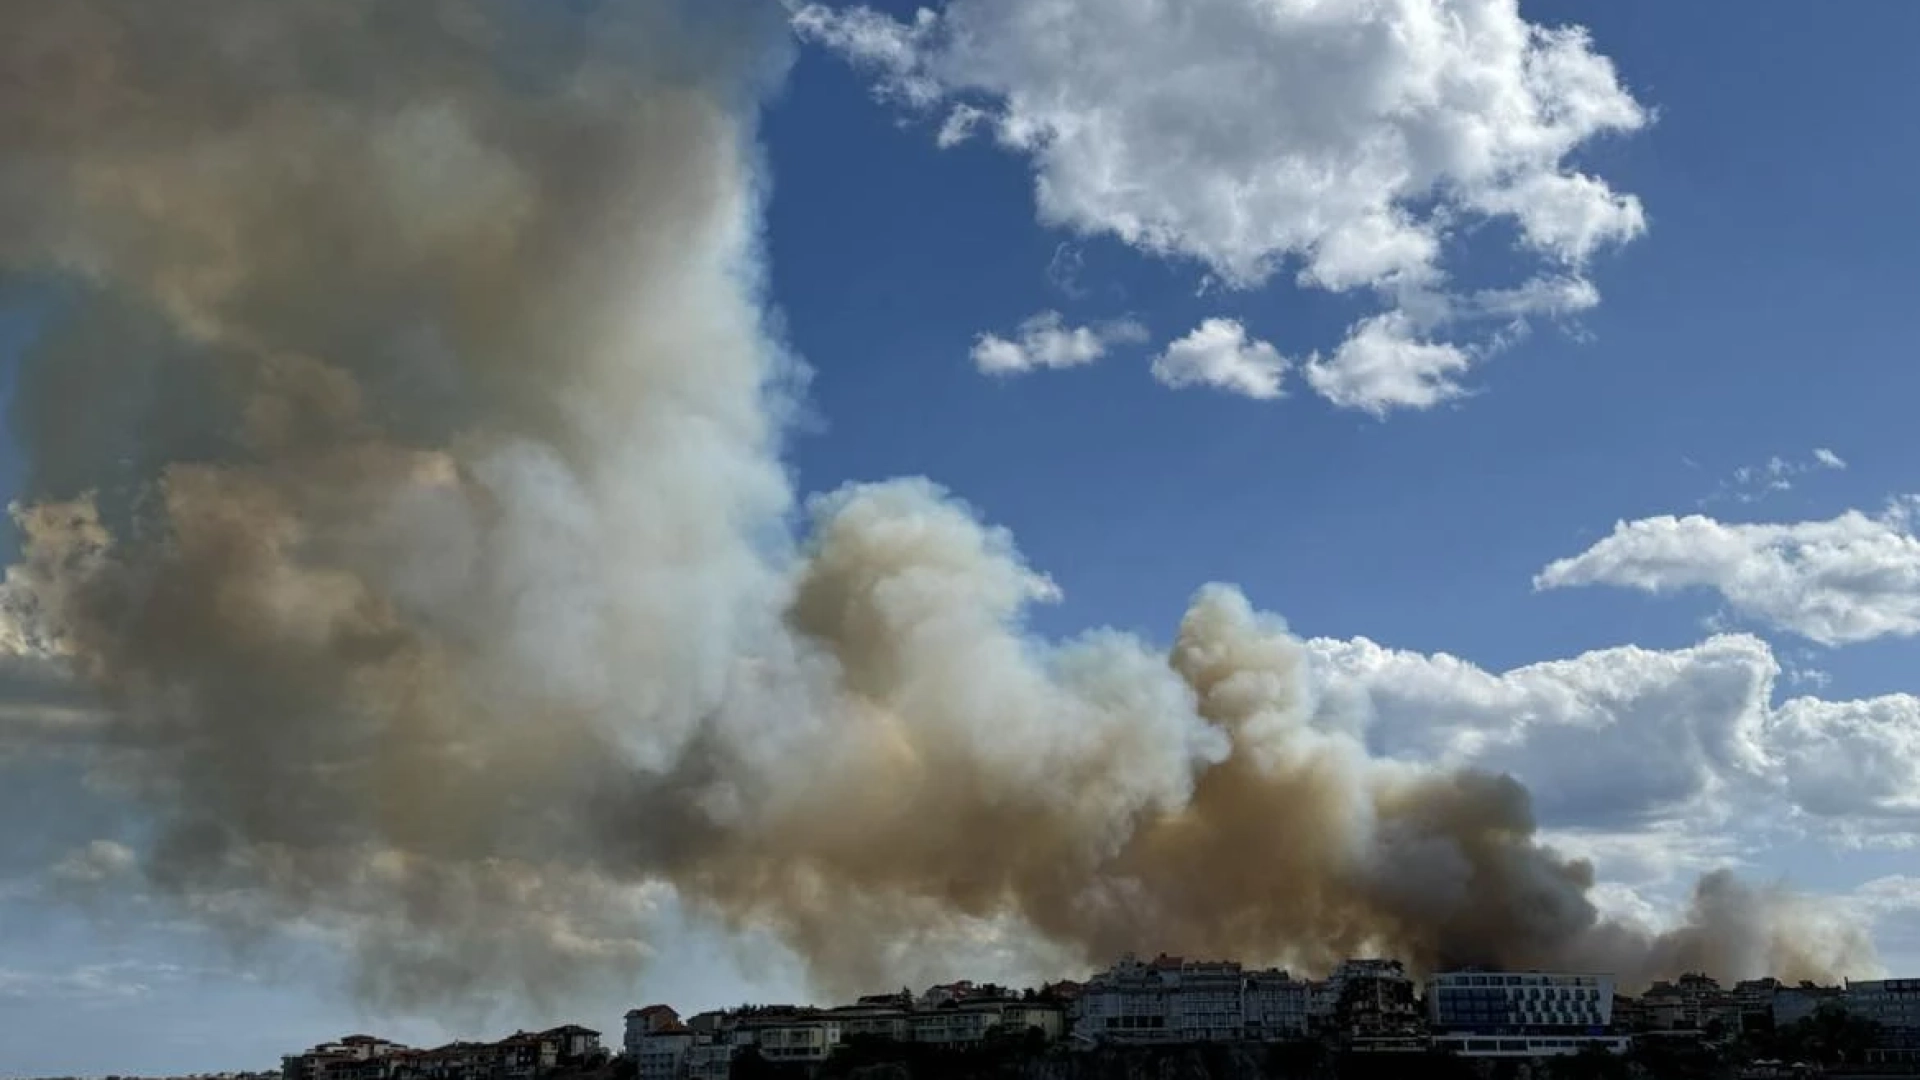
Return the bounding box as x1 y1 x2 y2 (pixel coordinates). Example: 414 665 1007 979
773 0 1920 674
5 1 1920 1075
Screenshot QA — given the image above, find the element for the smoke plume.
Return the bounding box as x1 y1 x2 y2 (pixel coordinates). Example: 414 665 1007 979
0 0 1871 1014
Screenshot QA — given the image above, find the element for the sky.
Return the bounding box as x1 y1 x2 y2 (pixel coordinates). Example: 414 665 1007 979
4 1 1920 1075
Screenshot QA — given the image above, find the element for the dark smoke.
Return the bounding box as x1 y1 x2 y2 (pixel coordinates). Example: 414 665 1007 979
0 0 1872 1017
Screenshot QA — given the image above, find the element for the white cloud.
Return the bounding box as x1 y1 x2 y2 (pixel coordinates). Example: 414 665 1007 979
1783 658 1832 692
796 0 1647 414
1767 694 1920 827
1849 877 1920 969
1469 275 1605 322
49 840 138 888
1536 498 1920 646
1308 633 1777 830
936 103 988 148
1308 630 1920 850
1150 318 1288 400
1045 243 1087 299
787 5 943 107
1703 449 1850 506
1303 311 1473 415
0 961 185 1003
970 310 1147 376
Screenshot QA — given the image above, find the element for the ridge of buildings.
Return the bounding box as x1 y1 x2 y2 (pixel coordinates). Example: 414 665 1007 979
276 960 1920 1080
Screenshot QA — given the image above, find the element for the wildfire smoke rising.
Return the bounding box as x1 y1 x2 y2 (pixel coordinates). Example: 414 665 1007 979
0 0 1870 1013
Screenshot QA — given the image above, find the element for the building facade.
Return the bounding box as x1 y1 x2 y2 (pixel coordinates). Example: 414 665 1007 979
626 1006 680 1058
1073 956 1177 1042
1073 955 1319 1045
1328 960 1423 1044
1640 972 1740 1032
747 1019 843 1065
1845 978 1920 1034
1773 985 1842 1028
908 1007 1000 1047
633 1030 694 1080
830 1004 912 1042
1426 971 1626 1058
683 1042 736 1080
1845 977 1920 1064
1243 970 1312 1039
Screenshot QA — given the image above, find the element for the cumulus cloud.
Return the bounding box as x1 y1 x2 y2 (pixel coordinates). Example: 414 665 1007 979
795 0 1647 414
1309 629 1920 850
971 311 1146 376
1307 633 1776 830
1767 694 1920 830
1302 312 1473 414
1151 319 1288 400
1536 499 1920 646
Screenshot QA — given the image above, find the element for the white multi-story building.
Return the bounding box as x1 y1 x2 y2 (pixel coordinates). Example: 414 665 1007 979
1073 954 1317 1045
1001 1002 1067 1042
1244 970 1312 1039
683 1042 736 1080
749 1019 843 1065
909 1006 1001 1047
1073 955 1184 1042
830 1004 912 1042
1176 962 1245 1042
625 1006 682 1059
282 1035 405 1080
633 1029 694 1080
1426 971 1627 1058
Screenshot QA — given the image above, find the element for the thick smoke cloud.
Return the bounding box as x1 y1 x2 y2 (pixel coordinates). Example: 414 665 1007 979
0 0 1871 1016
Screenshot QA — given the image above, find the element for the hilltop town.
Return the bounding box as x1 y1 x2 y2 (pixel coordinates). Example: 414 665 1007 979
266 957 1920 1080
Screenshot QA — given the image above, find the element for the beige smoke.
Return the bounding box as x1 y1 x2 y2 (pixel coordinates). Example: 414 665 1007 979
0 0 1871 1017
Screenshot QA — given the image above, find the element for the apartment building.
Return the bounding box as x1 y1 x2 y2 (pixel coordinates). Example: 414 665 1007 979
1426 970 1627 1058
1326 959 1423 1044
908 1006 1000 1047
744 1017 843 1065
828 1003 912 1042
1243 970 1312 1039
1641 972 1740 1032
682 1041 737 1080
1073 954 1318 1045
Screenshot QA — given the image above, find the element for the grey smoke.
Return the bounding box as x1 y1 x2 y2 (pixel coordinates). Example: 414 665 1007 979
0 0 1873 1019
